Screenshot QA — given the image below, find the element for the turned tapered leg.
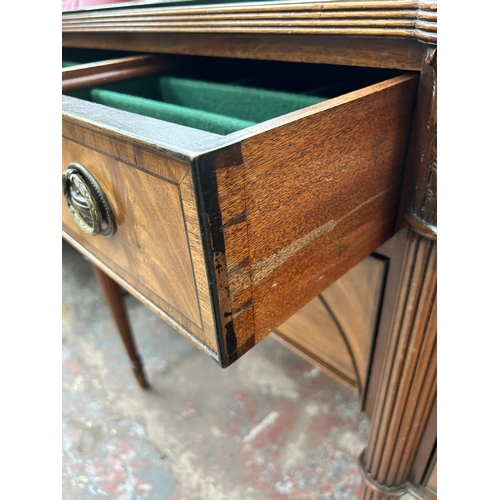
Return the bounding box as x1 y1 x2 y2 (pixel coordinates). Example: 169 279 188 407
358 47 437 499
93 265 149 389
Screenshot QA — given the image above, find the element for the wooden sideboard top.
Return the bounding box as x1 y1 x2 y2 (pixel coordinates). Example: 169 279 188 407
62 0 437 44
63 0 436 71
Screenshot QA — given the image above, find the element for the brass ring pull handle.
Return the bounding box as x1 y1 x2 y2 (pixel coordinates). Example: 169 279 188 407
62 163 116 237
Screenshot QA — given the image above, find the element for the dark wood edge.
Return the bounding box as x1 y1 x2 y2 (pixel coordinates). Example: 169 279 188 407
62 94 224 160
191 148 239 367
317 293 362 390
62 54 182 93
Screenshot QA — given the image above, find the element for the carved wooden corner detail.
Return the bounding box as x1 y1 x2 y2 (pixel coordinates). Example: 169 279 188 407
406 46 437 240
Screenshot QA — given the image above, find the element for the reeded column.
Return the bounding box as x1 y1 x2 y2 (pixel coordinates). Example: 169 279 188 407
359 46 437 499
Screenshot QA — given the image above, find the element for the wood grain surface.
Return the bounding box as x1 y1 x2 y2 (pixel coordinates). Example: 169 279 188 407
274 254 387 392
62 0 437 44
207 74 418 366
62 115 219 357
62 33 426 72
62 53 181 93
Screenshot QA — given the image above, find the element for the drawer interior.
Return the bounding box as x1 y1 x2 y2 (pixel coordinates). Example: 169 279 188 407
67 58 401 135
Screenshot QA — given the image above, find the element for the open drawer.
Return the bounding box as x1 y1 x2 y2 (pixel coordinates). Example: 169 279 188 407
62 55 418 367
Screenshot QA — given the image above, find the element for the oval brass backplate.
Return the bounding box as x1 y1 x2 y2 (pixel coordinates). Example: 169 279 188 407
62 163 116 237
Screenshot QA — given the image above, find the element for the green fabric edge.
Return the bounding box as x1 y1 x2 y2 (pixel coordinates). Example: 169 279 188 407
158 76 324 123
91 89 256 135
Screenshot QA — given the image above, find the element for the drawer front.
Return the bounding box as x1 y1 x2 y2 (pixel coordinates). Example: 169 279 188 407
63 62 418 367
62 120 219 359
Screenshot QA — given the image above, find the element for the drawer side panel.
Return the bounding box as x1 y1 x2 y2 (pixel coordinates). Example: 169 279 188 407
212 74 418 363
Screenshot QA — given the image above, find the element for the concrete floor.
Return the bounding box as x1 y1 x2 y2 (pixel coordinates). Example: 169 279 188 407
62 239 371 500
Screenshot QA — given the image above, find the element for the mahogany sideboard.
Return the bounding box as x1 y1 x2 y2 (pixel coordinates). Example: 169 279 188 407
62 1 437 498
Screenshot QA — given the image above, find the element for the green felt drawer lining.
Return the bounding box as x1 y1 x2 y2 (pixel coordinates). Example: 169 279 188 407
91 88 256 135
157 77 324 123
78 74 327 135
70 65 398 135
